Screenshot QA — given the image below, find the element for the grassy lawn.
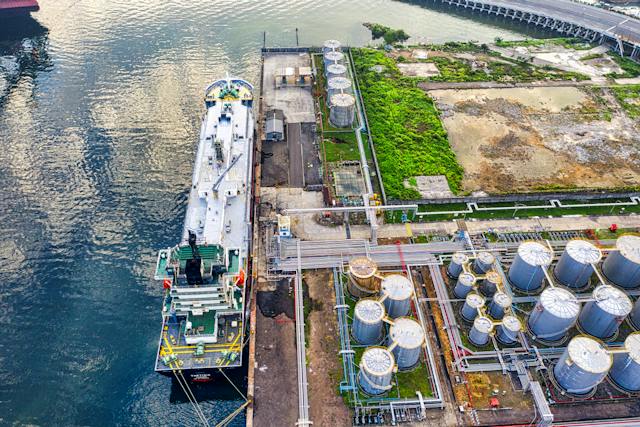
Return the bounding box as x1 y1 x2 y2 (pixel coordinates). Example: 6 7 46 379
494 37 594 50
611 85 640 119
607 53 640 78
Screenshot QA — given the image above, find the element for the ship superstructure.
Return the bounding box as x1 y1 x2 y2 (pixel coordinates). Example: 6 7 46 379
154 78 254 381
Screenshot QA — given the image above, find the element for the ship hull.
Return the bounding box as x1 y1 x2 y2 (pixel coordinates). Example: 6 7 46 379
0 0 39 16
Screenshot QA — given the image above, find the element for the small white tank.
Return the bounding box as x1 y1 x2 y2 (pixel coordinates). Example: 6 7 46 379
358 347 395 396
488 292 512 320
461 292 485 322
326 62 347 80
387 317 425 370
380 274 413 319
448 252 469 278
496 315 522 345
329 92 355 128
469 316 493 346
554 335 612 395
473 252 495 274
352 299 385 345
326 76 352 104
554 240 602 288
323 39 342 53
608 332 640 392
323 50 345 69
453 272 476 299
480 271 501 298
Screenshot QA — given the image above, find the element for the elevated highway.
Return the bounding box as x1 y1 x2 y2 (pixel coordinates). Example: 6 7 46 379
429 0 640 60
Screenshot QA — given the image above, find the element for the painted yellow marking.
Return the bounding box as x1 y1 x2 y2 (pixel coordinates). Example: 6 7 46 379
405 222 413 238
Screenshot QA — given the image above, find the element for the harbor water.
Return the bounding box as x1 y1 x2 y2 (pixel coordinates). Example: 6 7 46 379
0 0 529 424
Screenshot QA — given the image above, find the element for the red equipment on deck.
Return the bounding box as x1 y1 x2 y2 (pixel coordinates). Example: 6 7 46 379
0 0 39 15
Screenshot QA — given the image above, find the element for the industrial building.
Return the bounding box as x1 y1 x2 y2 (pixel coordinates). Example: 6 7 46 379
265 109 285 142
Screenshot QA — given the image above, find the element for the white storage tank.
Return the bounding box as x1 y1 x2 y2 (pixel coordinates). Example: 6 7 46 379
326 77 352 104
348 257 378 298
387 317 425 370
453 272 476 299
528 287 580 343
608 332 640 393
326 62 347 80
469 316 493 347
448 252 469 279
329 92 355 128
578 284 632 339
631 297 640 330
473 252 495 274
323 39 342 53
461 292 485 322
554 240 602 289
496 315 522 345
554 335 612 395
358 347 395 396
508 241 553 293
352 299 385 345
488 291 512 320
380 274 413 319
602 235 640 289
323 50 345 69
480 271 501 298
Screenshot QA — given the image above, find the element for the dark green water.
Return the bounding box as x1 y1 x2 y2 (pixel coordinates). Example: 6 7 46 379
0 1 531 425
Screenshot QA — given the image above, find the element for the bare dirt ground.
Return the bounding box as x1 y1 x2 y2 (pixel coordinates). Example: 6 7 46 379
304 270 351 427
430 86 640 194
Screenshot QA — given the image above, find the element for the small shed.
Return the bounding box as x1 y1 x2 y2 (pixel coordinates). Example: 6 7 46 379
265 109 285 142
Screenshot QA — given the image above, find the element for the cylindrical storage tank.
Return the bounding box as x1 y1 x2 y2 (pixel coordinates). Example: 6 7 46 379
329 92 355 128
326 62 347 80
554 240 602 289
473 252 495 274
323 50 345 69
380 274 413 319
469 316 493 347
448 252 469 279
631 297 640 330
488 292 512 320
358 347 394 396
578 284 632 339
461 292 485 322
326 77 352 104
528 287 580 342
352 299 385 345
347 257 378 298
323 39 342 53
508 241 553 293
602 235 640 289
453 272 476 299
480 271 501 298
387 317 425 370
609 332 640 392
554 335 612 395
496 315 522 345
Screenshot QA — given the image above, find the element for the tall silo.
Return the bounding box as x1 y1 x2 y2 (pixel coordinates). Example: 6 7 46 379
461 292 485 322
488 291 512 320
380 274 413 319
358 347 395 396
473 251 495 274
528 286 580 343
631 297 640 330
448 252 469 279
508 241 553 293
608 332 640 393
453 272 476 299
326 77 352 104
554 240 602 289
323 50 345 69
326 62 347 80
553 335 612 395
387 317 425 370
578 284 632 339
352 299 385 345
323 39 342 53
329 92 355 128
496 315 522 345
469 316 493 346
480 271 501 298
348 257 378 298
602 235 640 289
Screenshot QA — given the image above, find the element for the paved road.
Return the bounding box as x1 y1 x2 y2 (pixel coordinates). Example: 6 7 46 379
450 0 640 44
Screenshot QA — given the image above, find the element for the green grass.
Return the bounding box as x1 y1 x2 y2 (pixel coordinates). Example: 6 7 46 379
352 48 463 199
607 53 640 78
611 85 640 119
395 363 433 398
495 37 594 50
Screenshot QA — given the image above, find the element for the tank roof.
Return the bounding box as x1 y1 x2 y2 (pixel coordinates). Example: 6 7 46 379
349 257 377 278
459 272 476 286
466 292 485 308
327 77 352 90
451 252 469 264
361 347 394 375
565 240 602 264
324 39 342 49
324 50 344 61
326 63 347 74
484 271 501 283
330 92 355 107
355 299 385 323
381 274 413 301
567 336 612 373
493 292 512 308
539 287 580 318
517 241 553 266
625 332 640 363
474 316 494 333
502 315 522 332
593 284 632 316
389 317 425 349
616 235 640 264
476 251 495 265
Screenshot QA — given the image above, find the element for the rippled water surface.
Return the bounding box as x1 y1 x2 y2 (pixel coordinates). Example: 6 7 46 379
0 1 530 425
